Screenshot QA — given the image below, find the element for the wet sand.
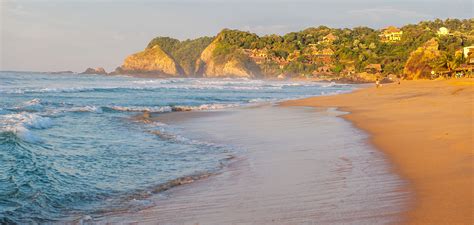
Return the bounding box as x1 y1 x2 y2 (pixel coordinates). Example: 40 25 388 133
282 79 474 224
100 106 408 224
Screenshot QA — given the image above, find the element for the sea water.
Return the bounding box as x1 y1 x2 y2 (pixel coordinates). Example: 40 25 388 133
0 72 353 223
100 106 409 224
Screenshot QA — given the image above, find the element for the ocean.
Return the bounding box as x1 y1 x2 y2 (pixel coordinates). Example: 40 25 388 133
0 72 355 223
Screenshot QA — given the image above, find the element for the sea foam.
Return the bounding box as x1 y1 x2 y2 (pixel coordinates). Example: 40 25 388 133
0 112 53 143
106 103 239 113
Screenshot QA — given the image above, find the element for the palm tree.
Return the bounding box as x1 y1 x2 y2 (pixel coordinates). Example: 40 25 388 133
431 52 463 77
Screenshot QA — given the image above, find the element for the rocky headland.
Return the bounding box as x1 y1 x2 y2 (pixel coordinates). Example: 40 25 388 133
85 18 473 81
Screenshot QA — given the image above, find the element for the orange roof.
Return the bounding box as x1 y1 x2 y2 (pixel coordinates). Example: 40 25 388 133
383 26 401 33
365 64 382 71
324 33 337 41
322 48 334 55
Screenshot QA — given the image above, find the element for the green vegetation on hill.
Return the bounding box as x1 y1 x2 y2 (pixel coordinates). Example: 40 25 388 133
147 36 214 75
211 29 258 71
127 18 473 79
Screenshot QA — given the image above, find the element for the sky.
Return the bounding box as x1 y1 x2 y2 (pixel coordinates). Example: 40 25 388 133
1 0 472 72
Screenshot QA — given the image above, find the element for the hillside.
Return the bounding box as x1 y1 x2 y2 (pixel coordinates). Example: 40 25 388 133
195 30 262 78
146 36 213 76
112 18 474 79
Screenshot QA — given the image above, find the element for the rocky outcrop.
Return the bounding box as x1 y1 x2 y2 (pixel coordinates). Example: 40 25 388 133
80 67 107 75
194 37 261 78
50 71 75 74
404 38 441 79
116 45 184 76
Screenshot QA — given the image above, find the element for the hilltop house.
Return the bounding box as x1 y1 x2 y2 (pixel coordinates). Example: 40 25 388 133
249 49 268 58
365 64 382 74
463 46 474 59
321 48 335 56
379 26 403 42
309 47 334 65
437 27 450 36
245 49 269 64
322 33 338 44
256 50 268 58
343 66 356 75
288 50 301 61
311 48 334 56
314 65 332 74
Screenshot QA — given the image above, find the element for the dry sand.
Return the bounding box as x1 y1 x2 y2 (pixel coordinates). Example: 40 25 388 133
282 79 473 224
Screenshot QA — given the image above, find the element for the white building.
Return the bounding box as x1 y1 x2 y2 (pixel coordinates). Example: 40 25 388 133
437 27 449 36
463 46 474 58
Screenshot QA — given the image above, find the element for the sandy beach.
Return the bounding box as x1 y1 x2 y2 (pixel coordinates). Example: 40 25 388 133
282 79 473 224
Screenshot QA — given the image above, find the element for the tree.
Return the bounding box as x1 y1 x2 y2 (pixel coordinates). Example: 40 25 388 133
432 51 463 72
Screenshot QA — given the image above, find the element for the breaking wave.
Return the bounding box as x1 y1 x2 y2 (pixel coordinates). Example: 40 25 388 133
1 78 342 94
0 112 53 143
105 103 239 113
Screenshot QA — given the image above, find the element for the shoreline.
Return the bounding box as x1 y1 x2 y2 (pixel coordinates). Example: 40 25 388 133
3 70 383 84
98 104 409 224
281 79 473 224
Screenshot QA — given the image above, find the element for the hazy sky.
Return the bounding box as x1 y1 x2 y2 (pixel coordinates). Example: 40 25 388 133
1 0 472 72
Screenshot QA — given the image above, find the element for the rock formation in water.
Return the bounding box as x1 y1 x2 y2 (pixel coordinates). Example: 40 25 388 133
49 71 75 74
80 67 107 75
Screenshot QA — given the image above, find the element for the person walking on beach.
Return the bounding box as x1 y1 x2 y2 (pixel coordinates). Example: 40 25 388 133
375 78 380 88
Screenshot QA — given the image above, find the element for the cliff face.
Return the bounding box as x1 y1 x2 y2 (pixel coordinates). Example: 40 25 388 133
404 39 440 79
195 35 261 78
116 30 262 78
118 45 184 76
143 36 213 76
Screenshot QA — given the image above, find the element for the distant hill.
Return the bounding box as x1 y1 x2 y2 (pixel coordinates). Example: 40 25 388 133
111 18 474 80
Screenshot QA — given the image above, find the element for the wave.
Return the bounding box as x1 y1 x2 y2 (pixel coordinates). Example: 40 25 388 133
0 125 41 143
322 81 338 87
0 112 53 143
1 112 53 129
131 79 187 85
12 98 44 112
105 103 239 113
248 98 276 103
2 85 276 94
9 101 236 118
67 105 103 113
1 78 333 94
106 105 173 113
4 86 149 94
